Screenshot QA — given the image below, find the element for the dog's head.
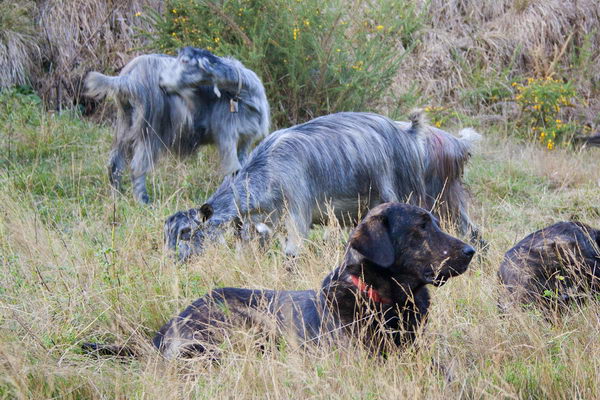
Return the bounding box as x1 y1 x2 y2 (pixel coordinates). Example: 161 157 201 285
164 204 216 261
159 47 222 93
346 203 474 287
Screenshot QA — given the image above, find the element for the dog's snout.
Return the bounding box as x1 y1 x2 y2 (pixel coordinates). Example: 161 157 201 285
462 245 475 258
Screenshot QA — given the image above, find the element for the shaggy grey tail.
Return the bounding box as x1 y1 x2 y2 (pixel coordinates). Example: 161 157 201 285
457 128 482 149
408 109 425 134
81 342 136 358
84 71 131 101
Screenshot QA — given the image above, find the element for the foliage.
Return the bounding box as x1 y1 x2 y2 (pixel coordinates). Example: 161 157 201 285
142 0 423 127
512 77 579 150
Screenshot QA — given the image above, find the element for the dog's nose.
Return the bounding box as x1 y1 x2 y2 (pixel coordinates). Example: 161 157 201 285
462 245 476 258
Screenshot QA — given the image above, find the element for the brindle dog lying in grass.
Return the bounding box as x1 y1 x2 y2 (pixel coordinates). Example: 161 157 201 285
83 203 475 359
499 221 600 311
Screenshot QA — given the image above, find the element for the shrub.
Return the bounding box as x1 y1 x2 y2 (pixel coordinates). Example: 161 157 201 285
142 0 424 127
513 77 578 150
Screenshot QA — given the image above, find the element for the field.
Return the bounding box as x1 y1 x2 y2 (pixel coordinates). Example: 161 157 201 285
1 87 599 399
2 0 600 398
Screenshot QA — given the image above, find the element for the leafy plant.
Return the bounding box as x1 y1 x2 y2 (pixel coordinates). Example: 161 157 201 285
512 77 579 149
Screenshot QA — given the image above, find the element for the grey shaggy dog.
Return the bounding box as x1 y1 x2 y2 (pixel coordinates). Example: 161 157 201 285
84 47 269 203
165 111 482 259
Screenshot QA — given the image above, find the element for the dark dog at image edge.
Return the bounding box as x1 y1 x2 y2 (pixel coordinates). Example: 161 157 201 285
499 221 600 311
83 203 475 359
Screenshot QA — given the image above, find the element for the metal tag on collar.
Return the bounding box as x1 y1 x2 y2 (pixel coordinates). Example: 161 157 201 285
230 97 239 113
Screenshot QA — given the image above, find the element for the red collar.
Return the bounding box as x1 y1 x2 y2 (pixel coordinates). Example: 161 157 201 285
348 274 392 304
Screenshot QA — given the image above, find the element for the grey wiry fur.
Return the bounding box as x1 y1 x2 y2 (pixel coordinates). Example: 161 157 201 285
84 47 269 203
165 111 482 259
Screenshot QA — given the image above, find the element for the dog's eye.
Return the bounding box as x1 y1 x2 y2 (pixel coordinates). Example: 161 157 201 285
419 220 428 229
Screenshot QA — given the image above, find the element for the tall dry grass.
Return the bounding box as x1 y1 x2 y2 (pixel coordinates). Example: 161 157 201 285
0 1 40 88
1 0 163 108
1 90 599 398
36 0 163 110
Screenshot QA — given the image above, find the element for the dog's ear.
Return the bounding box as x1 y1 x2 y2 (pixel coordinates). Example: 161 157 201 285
199 203 213 221
350 215 395 267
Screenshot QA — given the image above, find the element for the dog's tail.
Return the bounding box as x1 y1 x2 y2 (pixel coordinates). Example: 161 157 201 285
457 127 482 150
84 72 136 101
81 342 137 358
408 109 425 135
424 125 482 183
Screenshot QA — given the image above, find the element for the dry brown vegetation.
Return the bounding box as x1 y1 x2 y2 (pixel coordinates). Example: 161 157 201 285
2 0 600 122
1 0 161 109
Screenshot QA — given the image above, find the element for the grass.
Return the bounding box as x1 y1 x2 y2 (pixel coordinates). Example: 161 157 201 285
1 87 599 399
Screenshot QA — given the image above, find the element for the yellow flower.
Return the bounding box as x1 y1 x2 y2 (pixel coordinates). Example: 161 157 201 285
303 19 310 27
134 11 142 17
376 25 384 31
435 121 441 128
293 27 300 41
172 8 177 13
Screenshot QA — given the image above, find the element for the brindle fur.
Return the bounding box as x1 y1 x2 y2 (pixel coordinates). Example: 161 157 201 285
83 203 475 359
499 221 600 310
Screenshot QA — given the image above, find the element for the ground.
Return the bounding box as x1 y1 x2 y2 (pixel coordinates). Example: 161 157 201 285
1 90 599 398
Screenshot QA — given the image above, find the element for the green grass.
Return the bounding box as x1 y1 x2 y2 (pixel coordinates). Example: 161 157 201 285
1 89 600 399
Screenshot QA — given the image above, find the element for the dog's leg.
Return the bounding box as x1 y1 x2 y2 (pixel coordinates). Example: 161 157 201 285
377 176 400 203
130 141 152 204
107 146 126 196
284 207 311 257
458 207 487 249
217 135 242 176
237 135 254 166
131 173 149 204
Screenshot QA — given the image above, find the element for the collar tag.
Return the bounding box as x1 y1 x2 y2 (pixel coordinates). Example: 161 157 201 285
230 98 239 113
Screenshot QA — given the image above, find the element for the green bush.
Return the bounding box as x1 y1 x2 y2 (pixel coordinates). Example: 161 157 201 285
141 0 424 128
513 77 579 149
